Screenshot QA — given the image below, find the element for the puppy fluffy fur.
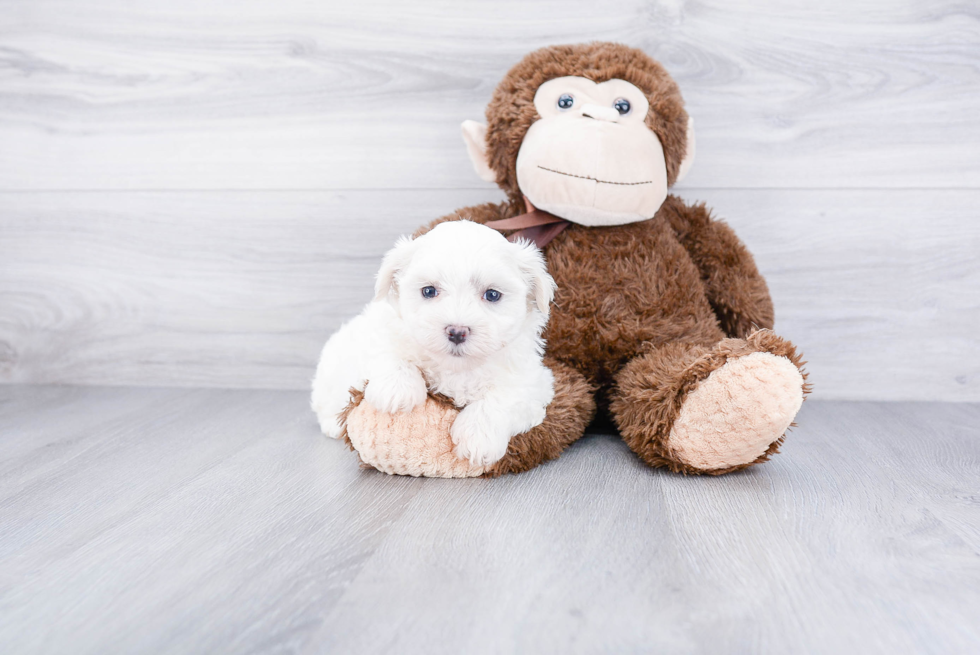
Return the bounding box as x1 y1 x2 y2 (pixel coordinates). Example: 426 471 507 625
311 220 557 466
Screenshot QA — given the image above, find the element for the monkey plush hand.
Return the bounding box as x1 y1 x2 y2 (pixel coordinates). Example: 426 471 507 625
341 42 808 477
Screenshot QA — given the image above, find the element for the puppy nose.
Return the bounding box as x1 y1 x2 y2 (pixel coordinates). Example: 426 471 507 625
446 325 469 345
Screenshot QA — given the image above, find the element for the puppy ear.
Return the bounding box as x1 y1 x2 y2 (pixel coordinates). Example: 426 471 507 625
511 239 556 318
374 236 416 302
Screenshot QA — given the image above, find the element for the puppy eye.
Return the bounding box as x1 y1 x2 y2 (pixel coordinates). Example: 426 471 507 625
482 289 502 303
613 98 631 115
421 286 438 299
557 94 574 110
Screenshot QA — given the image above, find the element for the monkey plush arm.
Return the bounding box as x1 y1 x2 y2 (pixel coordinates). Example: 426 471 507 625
661 195 774 338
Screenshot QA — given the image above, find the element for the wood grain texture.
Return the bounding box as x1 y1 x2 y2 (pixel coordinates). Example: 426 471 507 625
0 386 978 653
1 2 977 398
2 188 977 401
0 0 977 190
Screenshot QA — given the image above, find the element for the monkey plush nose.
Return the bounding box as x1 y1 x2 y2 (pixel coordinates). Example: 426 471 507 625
581 104 620 122
446 326 470 345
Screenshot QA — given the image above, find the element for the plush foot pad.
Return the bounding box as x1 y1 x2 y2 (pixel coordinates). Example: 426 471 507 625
667 352 805 471
344 396 485 478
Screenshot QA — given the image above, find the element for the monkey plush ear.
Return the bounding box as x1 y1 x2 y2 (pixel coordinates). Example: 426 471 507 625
461 120 498 183
374 236 417 302
675 116 696 184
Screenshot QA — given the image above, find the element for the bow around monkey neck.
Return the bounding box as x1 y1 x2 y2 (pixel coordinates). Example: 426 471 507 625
484 208 570 249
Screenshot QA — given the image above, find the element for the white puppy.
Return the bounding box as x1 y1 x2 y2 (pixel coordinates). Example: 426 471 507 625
311 220 556 466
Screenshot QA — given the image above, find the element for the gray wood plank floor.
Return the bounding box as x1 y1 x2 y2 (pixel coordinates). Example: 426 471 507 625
1 386 977 654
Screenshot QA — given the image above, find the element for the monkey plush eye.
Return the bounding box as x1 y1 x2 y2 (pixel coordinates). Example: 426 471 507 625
557 94 575 110
613 98 631 115
421 286 438 299
483 289 502 302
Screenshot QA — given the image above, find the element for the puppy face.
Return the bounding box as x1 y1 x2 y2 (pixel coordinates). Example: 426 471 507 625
375 221 555 364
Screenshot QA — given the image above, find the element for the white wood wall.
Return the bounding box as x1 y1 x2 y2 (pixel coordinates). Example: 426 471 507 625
1 0 978 401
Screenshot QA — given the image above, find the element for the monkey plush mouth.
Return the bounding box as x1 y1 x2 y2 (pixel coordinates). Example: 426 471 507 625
537 165 654 187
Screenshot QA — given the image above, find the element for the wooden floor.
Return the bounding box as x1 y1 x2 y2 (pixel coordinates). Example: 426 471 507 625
1 386 977 653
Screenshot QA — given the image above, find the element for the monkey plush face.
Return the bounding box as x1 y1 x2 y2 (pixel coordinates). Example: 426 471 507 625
461 43 696 227
515 76 669 226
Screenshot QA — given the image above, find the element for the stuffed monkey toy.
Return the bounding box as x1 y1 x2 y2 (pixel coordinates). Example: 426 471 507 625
339 42 809 478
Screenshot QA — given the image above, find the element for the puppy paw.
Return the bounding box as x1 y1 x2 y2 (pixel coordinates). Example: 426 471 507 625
364 364 428 414
317 413 344 439
450 406 511 467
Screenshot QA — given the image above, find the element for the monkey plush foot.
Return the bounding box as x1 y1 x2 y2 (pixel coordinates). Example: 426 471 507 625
667 350 805 472
338 359 596 478
342 392 485 478
612 330 809 475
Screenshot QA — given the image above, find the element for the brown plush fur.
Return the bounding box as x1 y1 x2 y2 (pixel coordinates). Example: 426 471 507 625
408 42 809 475
337 387 365 451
